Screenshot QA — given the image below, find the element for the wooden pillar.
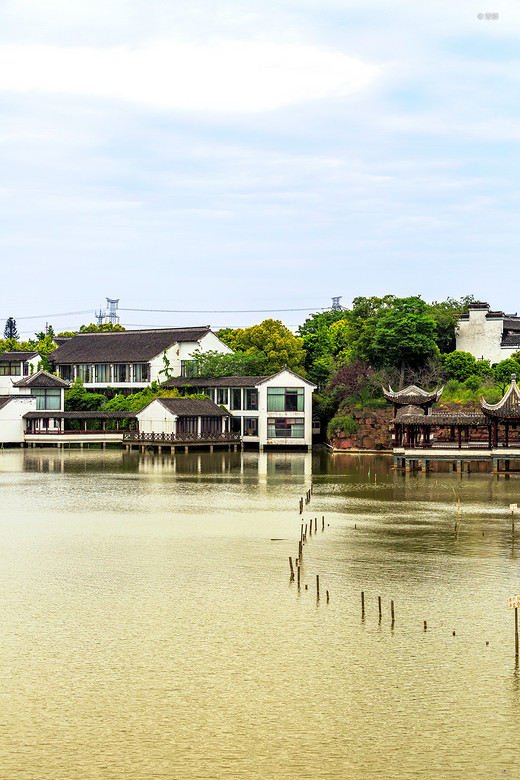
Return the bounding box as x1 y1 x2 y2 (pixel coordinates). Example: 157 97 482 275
457 426 462 449
494 419 498 448
506 423 509 448
488 425 492 448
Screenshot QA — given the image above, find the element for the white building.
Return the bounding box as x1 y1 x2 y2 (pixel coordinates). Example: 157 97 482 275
0 370 69 444
136 397 232 437
456 303 520 364
163 368 316 449
51 327 233 394
0 351 42 395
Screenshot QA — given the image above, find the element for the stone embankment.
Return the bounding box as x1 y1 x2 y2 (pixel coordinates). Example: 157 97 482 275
330 408 393 451
329 401 484 451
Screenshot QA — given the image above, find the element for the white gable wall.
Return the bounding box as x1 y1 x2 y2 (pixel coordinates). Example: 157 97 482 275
456 310 504 363
0 397 36 443
136 399 176 434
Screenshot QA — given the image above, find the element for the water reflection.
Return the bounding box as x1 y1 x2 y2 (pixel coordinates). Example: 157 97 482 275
2 447 520 778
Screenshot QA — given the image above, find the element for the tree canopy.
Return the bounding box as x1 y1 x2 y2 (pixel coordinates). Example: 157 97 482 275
4 317 19 340
217 319 305 375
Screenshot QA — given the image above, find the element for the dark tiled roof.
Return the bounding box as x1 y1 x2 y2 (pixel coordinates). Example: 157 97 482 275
481 377 520 418
486 311 505 318
468 302 490 309
503 319 520 330
502 334 520 347
397 412 488 426
23 410 137 419
164 375 268 388
0 351 39 360
12 370 69 388
51 328 211 364
383 385 443 405
154 398 232 417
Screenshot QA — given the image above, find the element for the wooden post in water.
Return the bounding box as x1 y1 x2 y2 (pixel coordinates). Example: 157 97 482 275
314 517 317 533
316 575 320 599
289 557 294 580
361 591 365 614
508 595 519 658
326 590 329 603
424 620 427 631
298 540 303 559
391 600 395 624
378 596 382 620
322 516 325 531
297 565 301 588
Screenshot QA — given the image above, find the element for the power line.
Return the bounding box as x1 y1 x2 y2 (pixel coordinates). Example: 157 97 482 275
119 306 328 314
13 310 95 321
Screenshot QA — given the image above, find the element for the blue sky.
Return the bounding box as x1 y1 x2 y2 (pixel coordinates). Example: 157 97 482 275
1 0 519 336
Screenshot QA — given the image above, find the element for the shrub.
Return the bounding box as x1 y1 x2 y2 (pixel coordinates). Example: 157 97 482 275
327 415 359 439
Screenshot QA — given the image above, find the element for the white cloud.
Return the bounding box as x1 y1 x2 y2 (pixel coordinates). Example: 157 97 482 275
0 41 381 112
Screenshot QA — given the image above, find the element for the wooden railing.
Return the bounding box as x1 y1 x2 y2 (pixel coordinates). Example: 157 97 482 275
123 431 241 444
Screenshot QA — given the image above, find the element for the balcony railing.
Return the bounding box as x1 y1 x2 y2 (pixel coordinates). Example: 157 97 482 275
123 431 241 444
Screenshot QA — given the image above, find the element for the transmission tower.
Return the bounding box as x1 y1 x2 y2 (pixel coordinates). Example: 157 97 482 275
331 296 344 311
96 298 120 326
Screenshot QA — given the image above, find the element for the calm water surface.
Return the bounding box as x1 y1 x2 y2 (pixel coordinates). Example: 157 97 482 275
1 447 520 779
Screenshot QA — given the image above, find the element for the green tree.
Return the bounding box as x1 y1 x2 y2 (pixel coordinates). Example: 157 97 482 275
370 296 438 386
79 323 125 332
4 317 19 340
191 349 267 378
442 351 478 382
217 319 305 375
427 295 475 353
64 379 106 411
494 359 520 393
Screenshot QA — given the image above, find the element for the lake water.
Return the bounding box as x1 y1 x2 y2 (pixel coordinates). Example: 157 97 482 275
1 447 520 779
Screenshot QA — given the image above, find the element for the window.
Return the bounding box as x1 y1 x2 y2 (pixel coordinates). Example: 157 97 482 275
76 364 91 383
0 362 21 376
267 418 304 438
23 362 30 376
216 388 229 405
181 360 198 378
243 417 258 436
95 364 111 383
245 389 258 410
133 363 149 382
113 364 129 382
205 388 215 402
267 387 304 412
230 389 242 410
32 389 61 411
230 417 241 433
60 365 73 382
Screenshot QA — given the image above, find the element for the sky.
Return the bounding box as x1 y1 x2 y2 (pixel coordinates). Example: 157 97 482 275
1 0 519 337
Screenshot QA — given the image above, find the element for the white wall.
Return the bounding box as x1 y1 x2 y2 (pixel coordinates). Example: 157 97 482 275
456 310 504 363
258 371 314 448
0 397 36 443
136 400 176 434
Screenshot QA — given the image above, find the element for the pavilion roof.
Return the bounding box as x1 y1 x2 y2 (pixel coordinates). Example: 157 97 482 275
480 375 520 418
382 384 443 405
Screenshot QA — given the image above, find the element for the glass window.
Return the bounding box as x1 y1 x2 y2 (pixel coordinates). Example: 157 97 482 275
181 361 198 378
243 417 258 436
267 388 304 412
76 364 91 383
23 362 30 376
60 365 73 382
133 363 149 382
267 418 304 438
245 389 258 410
0 362 21 376
113 364 128 382
95 364 111 383
216 388 228 405
205 388 215 402
32 389 61 411
230 417 241 433
230 388 242 410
